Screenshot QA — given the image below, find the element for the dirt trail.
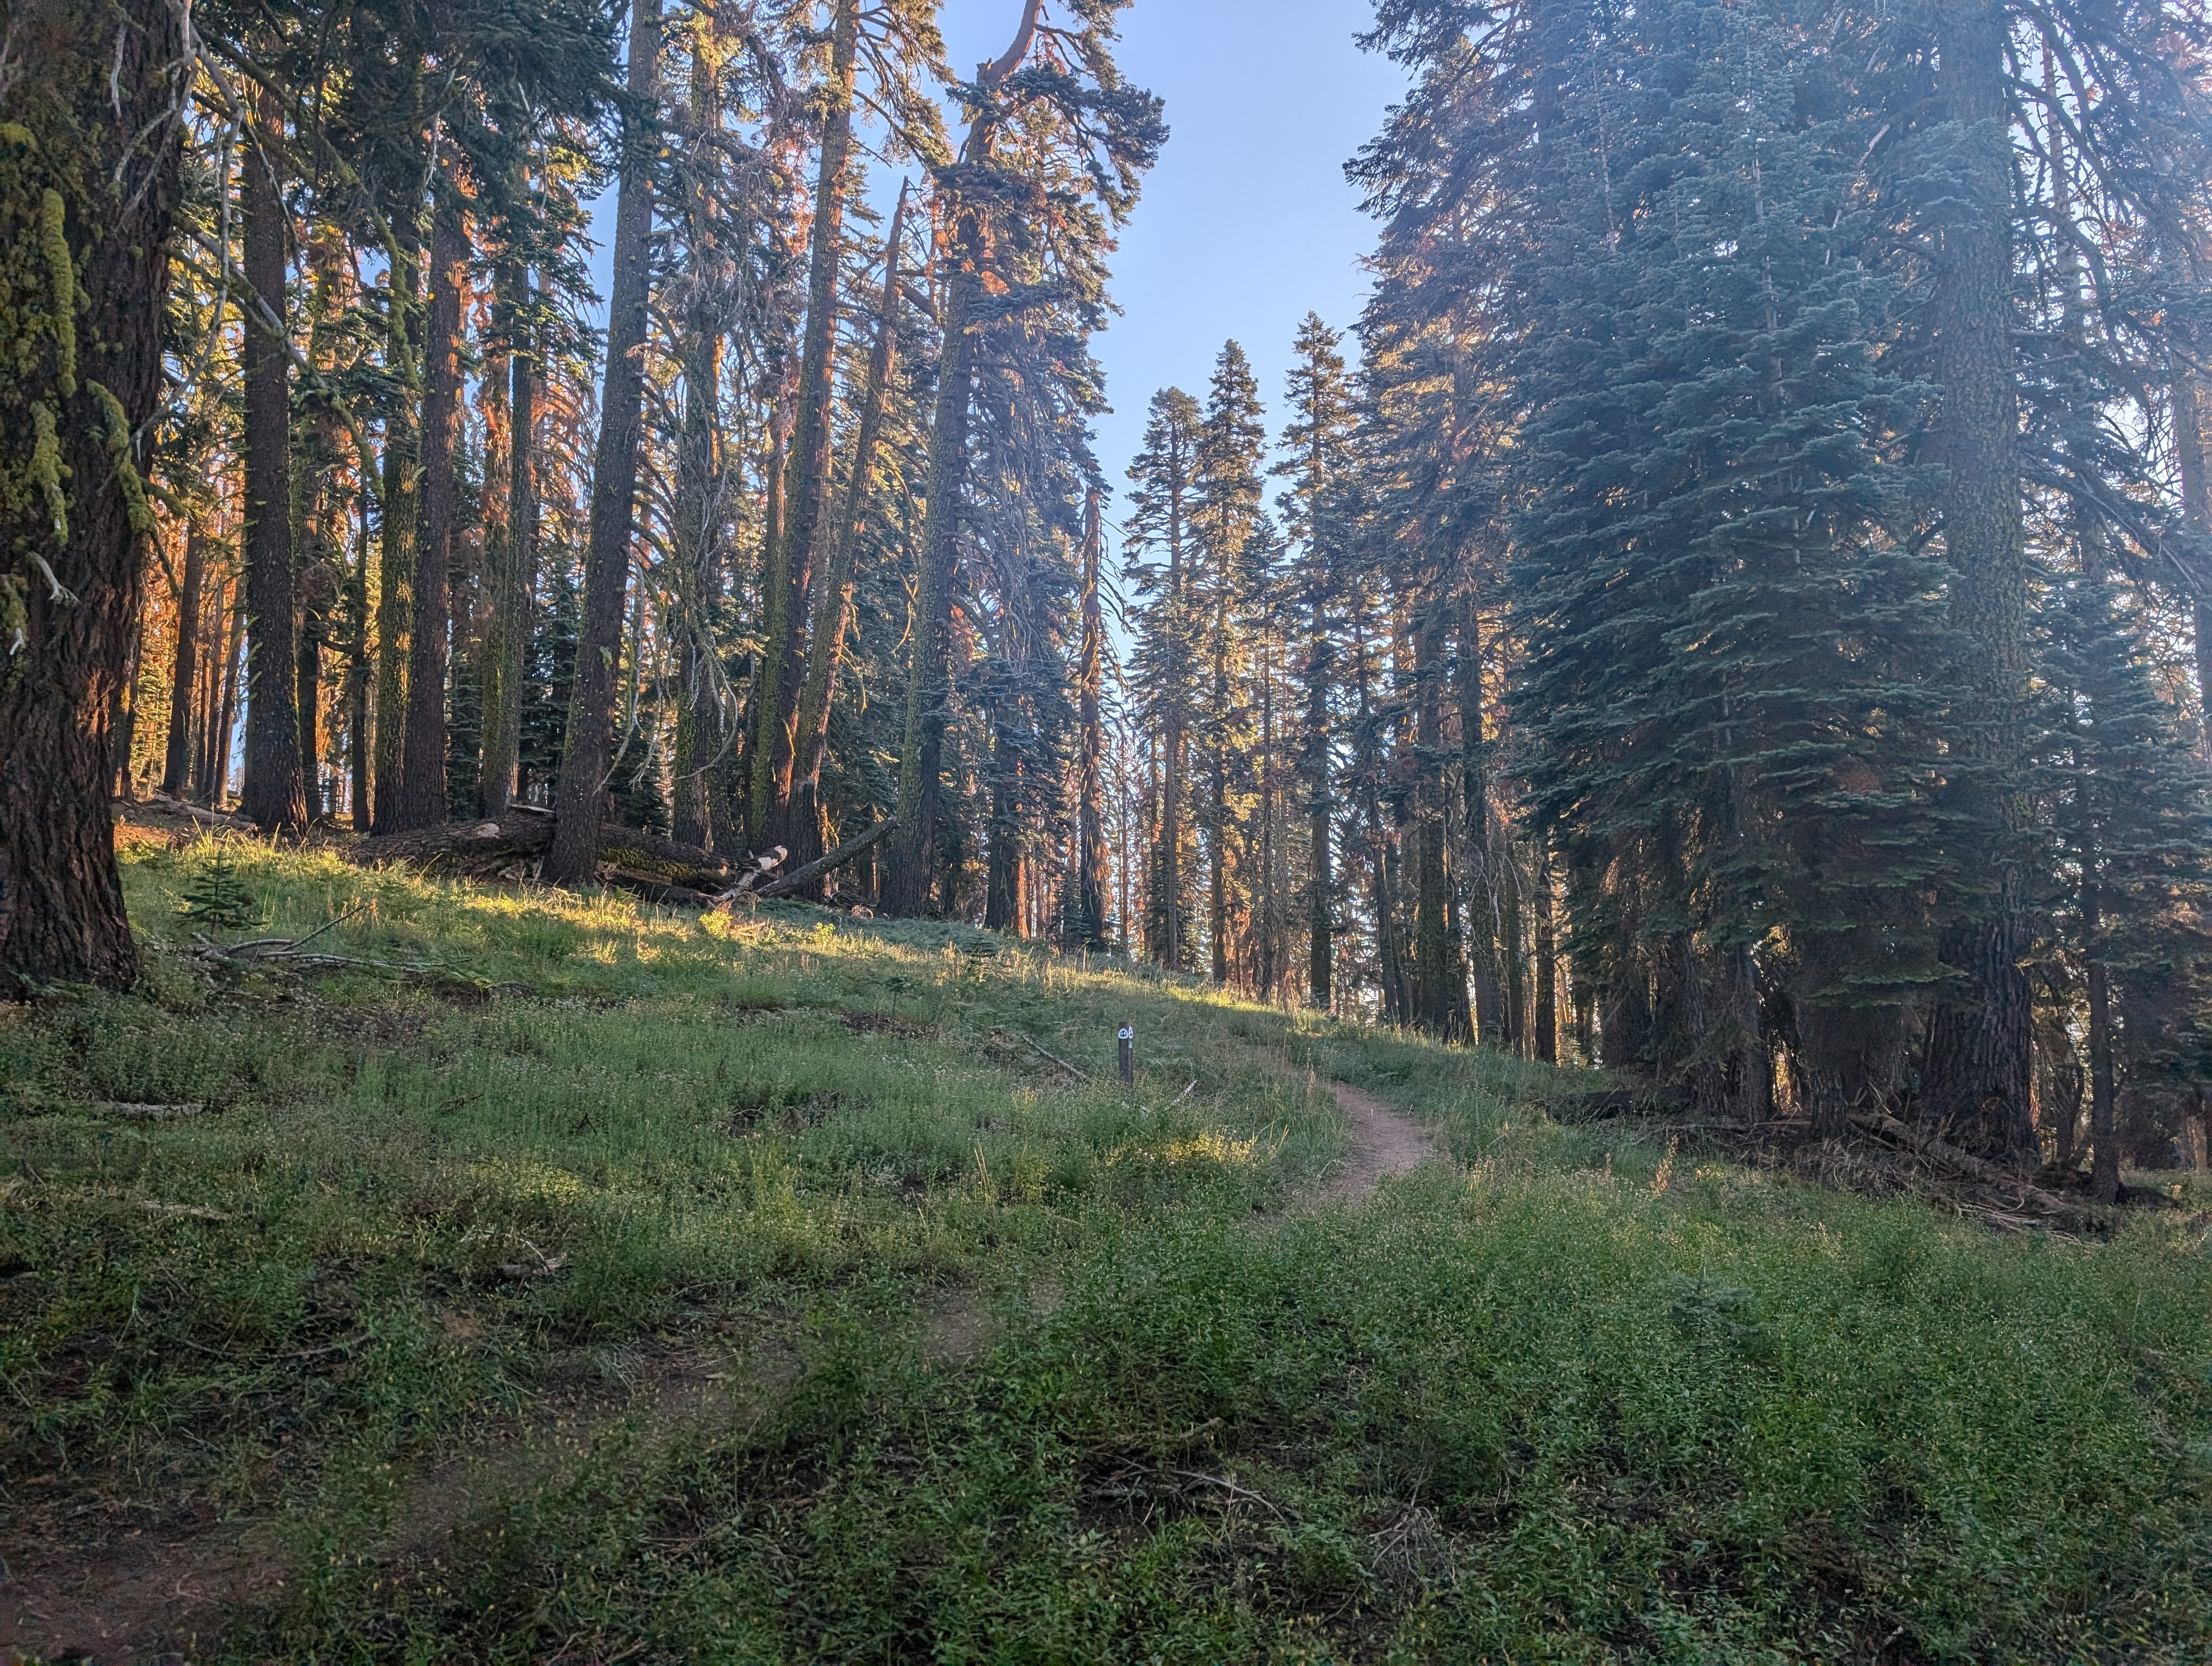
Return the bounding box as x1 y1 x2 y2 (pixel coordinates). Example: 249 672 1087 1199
1317 1080 1442 1204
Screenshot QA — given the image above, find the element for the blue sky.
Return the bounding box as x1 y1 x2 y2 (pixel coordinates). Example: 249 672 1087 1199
934 0 1406 517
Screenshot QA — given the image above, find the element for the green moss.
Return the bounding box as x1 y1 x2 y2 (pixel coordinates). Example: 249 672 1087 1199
29 401 66 547
38 188 75 396
88 379 155 538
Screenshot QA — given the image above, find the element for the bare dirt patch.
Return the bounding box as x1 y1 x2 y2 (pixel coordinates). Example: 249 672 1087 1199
1317 1081 1441 1204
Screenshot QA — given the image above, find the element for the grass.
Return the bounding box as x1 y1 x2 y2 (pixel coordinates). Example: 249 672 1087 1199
3 826 2210 1663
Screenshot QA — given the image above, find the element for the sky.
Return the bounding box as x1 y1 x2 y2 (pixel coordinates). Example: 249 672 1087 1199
934 0 1406 519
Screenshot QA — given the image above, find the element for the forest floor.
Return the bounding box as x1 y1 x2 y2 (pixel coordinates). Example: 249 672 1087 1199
4 816 2212 1664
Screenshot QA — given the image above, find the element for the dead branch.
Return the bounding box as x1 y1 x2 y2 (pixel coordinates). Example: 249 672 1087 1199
756 818 896 899
1848 1108 2118 1229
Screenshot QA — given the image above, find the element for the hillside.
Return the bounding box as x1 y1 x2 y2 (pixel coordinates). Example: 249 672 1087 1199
4 825 2211 1663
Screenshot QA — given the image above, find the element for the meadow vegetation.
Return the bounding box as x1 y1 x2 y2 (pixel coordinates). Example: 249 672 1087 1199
4 831 2210 1662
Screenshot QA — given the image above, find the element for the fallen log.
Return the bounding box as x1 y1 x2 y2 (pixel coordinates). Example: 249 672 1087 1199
134 792 256 831
1847 1108 2118 1229
354 817 735 892
756 818 896 899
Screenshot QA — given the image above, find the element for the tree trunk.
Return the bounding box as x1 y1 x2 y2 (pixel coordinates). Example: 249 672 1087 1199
1412 593 1468 1039
372 228 421 832
1075 492 1110 948
240 89 307 832
112 616 145 799
2083 868 2120 1202
2172 364 2212 752
393 197 466 830
0 0 182 991
1534 831 1558 1064
546 0 660 884
755 0 860 848
346 452 375 830
790 188 910 884
885 239 980 917
884 1 1043 917
162 521 208 796
1917 0 2036 1164
204 578 246 804
481 264 535 818
1305 548 1332 1009
1457 586 1505 1042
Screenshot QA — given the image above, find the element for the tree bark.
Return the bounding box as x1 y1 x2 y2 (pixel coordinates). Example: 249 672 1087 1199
393 197 466 830
346 450 374 829
1534 830 1559 1064
884 1 1044 917
754 0 860 848
1305 558 1332 1009
205 578 246 804
546 0 660 884
0 0 182 991
371 227 421 832
1076 492 1111 948
789 187 911 885
162 521 208 796
1412 592 1468 1039
480 262 535 818
1917 0 2036 1163
240 90 307 832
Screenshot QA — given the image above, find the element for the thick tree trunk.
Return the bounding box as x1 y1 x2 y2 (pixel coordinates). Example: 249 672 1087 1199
240 91 307 832
885 251 980 917
1917 0 2036 1163
0 0 182 991
755 0 860 848
394 200 466 830
162 521 208 796
372 230 421 832
790 189 911 884
547 0 660 884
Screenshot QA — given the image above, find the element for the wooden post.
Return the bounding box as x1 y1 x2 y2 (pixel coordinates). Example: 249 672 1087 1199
1118 1025 1135 1085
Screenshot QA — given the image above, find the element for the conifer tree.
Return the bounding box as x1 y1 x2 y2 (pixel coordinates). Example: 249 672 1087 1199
1276 314 1356 1009
1124 387 1204 969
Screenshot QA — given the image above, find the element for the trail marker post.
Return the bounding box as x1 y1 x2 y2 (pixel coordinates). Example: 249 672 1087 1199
1117 1026 1135 1085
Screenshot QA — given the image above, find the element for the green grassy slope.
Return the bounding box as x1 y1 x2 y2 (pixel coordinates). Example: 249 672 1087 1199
3 831 2210 1663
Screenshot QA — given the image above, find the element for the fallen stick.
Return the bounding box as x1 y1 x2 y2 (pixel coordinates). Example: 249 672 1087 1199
996 1028 1090 1081
756 818 897 899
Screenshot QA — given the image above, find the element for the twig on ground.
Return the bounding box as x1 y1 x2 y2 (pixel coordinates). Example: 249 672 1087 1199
995 1028 1090 1081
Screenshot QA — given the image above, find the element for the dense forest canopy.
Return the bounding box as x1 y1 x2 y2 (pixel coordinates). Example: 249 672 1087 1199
9 0 2212 1196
